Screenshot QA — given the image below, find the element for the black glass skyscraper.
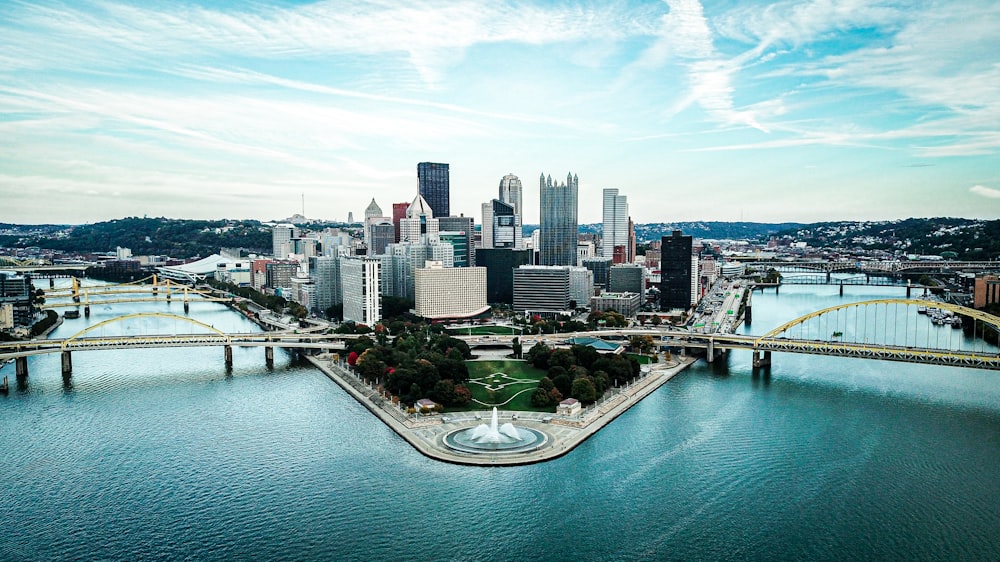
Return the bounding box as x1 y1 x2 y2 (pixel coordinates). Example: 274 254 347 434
659 230 693 310
417 162 449 218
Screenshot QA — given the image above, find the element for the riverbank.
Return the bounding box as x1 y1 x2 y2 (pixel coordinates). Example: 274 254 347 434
306 353 697 466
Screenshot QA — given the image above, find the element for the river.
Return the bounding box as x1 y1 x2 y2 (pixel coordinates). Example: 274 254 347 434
1 282 998 561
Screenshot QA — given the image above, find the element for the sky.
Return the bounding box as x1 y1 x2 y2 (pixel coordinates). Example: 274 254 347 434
1 0 999 226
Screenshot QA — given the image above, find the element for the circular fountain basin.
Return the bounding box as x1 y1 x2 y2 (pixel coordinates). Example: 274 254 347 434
444 425 548 454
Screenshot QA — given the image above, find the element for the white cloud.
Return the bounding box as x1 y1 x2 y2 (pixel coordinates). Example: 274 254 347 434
970 185 1000 199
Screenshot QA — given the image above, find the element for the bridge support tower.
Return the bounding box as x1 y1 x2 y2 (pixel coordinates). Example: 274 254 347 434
61 351 72 375
265 346 274 368
706 339 714 363
224 345 233 368
84 305 90 318
839 282 844 296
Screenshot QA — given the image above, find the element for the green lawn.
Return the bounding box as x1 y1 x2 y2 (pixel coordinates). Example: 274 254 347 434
626 353 655 365
447 325 518 336
462 360 551 412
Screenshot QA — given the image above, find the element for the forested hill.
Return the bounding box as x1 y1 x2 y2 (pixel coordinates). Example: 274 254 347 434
0 217 272 258
523 222 806 241
773 218 1000 260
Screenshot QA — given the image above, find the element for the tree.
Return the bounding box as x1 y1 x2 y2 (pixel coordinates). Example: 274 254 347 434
650 315 662 326
512 337 523 359
548 348 577 370
325 304 343 321
526 342 551 369
453 385 472 406
356 356 387 384
571 376 597 403
531 387 554 407
347 351 359 366
551 373 573 398
430 379 458 405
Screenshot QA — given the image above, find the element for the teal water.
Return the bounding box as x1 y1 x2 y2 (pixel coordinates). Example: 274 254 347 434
2 284 999 561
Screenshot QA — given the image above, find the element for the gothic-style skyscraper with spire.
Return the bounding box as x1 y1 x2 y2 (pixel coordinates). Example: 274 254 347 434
539 172 579 266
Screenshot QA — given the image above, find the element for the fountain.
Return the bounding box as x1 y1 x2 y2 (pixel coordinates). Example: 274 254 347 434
443 407 547 454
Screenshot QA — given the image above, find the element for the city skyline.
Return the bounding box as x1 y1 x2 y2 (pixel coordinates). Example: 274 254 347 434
2 0 999 225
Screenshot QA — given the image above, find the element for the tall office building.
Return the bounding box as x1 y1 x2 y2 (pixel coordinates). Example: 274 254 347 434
364 198 388 249
512 266 571 315
498 173 523 218
609 264 645 301
312 255 342 314
272 224 296 259
392 202 409 243
341 256 381 325
438 215 475 266
602 188 629 263
539 172 578 267
369 221 395 255
659 230 694 310
481 199 522 250
476 248 533 304
583 257 613 289
399 194 439 243
417 162 449 218
414 262 489 320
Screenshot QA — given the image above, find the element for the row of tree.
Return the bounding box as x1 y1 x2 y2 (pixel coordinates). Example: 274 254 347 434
346 323 475 407
525 342 641 407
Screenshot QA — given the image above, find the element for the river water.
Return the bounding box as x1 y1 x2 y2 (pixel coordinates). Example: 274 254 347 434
1 283 999 561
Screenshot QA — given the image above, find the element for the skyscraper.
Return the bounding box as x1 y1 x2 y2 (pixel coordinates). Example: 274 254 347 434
498 173 523 218
272 224 296 259
399 194 439 243
660 230 694 310
602 188 629 263
539 172 578 267
392 202 409 243
481 199 521 250
417 162 449 218
341 256 381 325
438 215 475 266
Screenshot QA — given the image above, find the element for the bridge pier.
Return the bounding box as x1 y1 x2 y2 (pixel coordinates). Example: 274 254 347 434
224 345 233 368
183 301 190 313
826 271 831 282
265 346 274 367
15 356 28 378
706 339 714 363
839 283 844 296
84 305 90 318
753 350 772 368
906 285 912 298
744 304 752 326
61 351 72 375
49 278 55 288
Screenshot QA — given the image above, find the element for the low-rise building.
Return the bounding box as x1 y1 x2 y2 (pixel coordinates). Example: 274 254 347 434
414 262 489 320
590 292 642 317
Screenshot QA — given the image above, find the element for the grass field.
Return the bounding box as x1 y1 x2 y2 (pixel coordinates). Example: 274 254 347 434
463 360 551 412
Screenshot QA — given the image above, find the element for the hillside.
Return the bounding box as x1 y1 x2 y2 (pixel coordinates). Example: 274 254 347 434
774 218 1000 260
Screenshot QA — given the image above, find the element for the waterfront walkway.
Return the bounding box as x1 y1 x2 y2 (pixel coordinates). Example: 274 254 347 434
306 354 697 466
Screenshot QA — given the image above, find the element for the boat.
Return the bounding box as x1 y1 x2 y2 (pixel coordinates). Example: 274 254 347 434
917 306 928 314
951 317 963 329
64 310 80 319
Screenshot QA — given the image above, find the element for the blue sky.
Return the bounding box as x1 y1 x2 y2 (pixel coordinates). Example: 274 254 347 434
1 0 998 225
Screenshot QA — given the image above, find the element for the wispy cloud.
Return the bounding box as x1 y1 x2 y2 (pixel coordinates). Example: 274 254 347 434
970 185 1000 199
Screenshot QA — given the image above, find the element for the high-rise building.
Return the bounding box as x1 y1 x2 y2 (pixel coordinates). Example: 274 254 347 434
567 266 594 309
481 199 521 250
369 221 395 255
400 194 439 243
417 162 449 218
392 202 409 243
498 173 523 218
609 264 645 301
602 188 629 263
414 262 489 320
539 172 578 267
513 265 571 316
272 224 296 259
312 255 342 314
363 198 387 249
476 248 533 304
660 230 694 310
265 261 299 292
438 215 475 266
583 257 613 288
380 241 454 300
341 256 381 325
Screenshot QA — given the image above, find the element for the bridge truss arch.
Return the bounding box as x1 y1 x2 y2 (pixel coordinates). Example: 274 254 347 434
751 299 1000 370
61 312 231 350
